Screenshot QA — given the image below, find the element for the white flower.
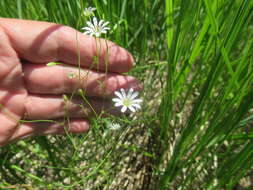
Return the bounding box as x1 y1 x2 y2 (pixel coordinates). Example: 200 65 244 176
112 88 142 113
82 17 110 37
83 7 96 17
108 123 121 130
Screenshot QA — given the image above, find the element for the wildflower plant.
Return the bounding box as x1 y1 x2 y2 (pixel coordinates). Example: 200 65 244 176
2 1 253 190
81 8 111 68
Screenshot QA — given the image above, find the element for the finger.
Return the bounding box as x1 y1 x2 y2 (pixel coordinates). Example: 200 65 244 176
0 26 27 146
0 18 134 73
0 25 20 81
24 95 120 119
23 63 141 97
8 120 89 143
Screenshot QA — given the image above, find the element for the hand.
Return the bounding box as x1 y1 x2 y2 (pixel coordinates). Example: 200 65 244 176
0 18 140 146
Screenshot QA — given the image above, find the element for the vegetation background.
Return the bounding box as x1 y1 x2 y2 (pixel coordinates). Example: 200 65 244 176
0 0 253 189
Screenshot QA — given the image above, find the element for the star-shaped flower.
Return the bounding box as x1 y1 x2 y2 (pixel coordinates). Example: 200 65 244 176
108 123 121 130
112 88 142 113
82 17 110 37
83 7 96 17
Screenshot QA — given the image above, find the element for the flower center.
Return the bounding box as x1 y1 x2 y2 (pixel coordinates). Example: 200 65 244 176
94 25 102 33
122 98 132 107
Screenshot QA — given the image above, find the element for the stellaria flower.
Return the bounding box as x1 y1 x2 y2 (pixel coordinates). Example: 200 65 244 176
83 7 96 17
112 88 142 113
108 123 121 130
82 17 110 37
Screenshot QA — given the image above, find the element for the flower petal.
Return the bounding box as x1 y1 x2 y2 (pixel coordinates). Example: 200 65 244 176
86 21 94 28
101 30 108 34
114 91 123 99
132 98 143 103
130 91 139 100
102 21 110 27
103 27 110 30
93 17 98 26
121 106 127 113
112 98 122 103
127 88 134 98
83 31 92 35
82 27 93 32
132 103 141 109
115 102 123 107
120 88 126 98
128 106 136 112
98 20 104 27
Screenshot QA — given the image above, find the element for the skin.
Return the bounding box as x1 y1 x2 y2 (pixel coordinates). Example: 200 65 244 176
0 18 141 146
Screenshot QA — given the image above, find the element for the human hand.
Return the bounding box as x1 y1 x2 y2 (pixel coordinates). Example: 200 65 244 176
0 18 140 146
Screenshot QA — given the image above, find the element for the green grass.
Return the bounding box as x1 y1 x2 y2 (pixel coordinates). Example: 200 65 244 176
0 0 253 189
